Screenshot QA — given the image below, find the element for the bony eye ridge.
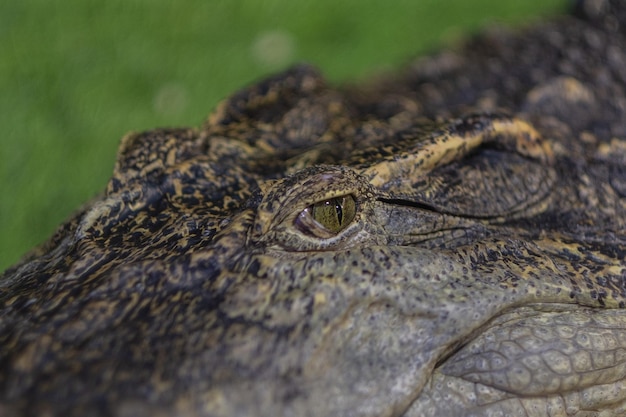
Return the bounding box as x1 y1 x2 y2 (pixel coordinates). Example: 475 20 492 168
297 195 356 235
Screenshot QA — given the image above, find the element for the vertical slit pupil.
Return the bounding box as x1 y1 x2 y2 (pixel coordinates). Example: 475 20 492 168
304 195 356 234
334 198 343 225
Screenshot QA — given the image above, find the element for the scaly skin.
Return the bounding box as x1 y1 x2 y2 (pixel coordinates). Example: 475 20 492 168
1 1 625 416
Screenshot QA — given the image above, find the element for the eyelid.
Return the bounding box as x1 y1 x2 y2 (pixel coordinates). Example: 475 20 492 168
251 166 372 248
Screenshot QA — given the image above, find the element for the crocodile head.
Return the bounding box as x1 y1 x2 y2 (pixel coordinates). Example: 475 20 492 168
1 1 625 416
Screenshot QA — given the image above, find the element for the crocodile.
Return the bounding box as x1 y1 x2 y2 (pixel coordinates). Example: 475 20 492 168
1 1 626 416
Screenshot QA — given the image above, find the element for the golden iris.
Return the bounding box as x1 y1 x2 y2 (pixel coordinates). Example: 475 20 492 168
309 195 356 233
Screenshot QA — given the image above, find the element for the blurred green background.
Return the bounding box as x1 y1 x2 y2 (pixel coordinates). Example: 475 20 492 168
1 0 567 271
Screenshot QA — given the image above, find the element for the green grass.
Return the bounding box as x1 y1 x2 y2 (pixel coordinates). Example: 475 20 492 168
0 0 567 271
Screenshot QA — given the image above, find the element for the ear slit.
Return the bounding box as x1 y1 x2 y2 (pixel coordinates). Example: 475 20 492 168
361 114 554 190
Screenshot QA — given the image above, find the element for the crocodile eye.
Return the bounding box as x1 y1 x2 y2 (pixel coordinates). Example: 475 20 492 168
296 195 356 236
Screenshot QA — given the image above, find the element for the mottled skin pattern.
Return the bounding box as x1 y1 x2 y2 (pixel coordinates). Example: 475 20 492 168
2 1 626 416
